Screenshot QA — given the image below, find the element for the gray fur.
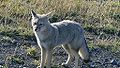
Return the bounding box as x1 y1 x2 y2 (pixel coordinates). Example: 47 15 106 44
31 10 90 68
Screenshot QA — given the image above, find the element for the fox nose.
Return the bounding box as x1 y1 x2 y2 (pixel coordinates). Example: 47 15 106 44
35 28 37 31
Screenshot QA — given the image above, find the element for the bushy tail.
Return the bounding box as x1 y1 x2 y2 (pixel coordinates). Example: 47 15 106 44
78 40 90 63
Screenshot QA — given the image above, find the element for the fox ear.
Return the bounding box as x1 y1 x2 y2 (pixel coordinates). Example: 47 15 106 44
45 11 53 17
31 10 38 18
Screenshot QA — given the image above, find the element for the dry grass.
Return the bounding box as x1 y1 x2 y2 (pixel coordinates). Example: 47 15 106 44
0 0 120 51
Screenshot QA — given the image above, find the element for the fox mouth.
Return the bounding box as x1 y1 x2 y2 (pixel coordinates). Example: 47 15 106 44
34 27 41 32
35 28 37 31
34 28 39 32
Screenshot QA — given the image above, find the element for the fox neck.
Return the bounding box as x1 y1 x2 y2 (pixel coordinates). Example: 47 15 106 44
34 24 53 42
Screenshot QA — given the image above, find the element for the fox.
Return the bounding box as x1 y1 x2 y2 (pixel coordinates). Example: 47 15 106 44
31 10 90 68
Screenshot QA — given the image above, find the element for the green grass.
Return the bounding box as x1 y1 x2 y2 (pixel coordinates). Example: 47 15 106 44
26 47 37 57
0 0 120 52
11 55 24 64
0 25 34 41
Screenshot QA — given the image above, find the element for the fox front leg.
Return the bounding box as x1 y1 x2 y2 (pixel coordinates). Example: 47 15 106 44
46 49 52 68
37 48 46 68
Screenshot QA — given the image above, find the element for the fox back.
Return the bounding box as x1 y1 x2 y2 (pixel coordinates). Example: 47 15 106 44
31 11 85 50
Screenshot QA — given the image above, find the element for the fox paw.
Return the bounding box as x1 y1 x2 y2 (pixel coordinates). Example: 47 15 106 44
61 63 69 68
37 66 46 68
37 66 40 68
83 59 91 63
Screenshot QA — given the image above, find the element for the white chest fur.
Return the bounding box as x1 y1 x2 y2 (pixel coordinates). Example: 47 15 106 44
34 31 49 49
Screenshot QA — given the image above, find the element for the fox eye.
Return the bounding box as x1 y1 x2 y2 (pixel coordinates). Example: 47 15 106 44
39 24 43 26
33 23 37 25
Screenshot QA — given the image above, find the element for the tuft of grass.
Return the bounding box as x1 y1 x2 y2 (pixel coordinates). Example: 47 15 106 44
26 47 39 59
10 55 24 64
112 1 120 7
110 12 120 22
27 47 36 56
103 24 118 35
32 60 40 66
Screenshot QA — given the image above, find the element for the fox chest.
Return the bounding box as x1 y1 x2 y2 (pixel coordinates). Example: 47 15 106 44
34 32 54 49
36 37 52 49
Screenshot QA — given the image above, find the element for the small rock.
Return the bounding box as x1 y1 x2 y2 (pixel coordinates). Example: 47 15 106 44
23 67 28 68
90 65 95 68
19 65 22 68
0 65 3 68
90 62 95 68
110 59 117 65
12 39 17 44
0 60 5 65
117 61 120 67
104 58 109 62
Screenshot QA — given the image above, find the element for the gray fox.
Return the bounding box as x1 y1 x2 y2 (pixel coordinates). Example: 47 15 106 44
31 10 90 68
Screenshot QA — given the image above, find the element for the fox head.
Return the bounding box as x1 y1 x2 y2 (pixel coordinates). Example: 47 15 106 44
31 10 52 32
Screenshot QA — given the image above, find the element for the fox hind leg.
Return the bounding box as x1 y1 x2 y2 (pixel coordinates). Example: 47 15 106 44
69 48 80 68
62 44 80 68
62 44 74 67
78 44 90 63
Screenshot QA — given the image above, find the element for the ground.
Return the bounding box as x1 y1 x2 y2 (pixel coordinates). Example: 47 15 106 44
0 32 120 68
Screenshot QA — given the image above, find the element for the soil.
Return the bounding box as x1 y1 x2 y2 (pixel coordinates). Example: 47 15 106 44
0 34 120 68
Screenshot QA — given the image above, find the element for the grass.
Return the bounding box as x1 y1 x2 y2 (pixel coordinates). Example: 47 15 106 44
10 55 24 64
0 0 120 57
26 47 37 58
